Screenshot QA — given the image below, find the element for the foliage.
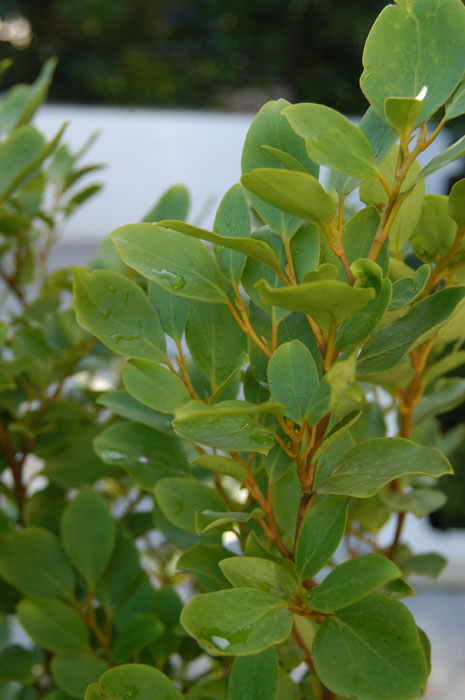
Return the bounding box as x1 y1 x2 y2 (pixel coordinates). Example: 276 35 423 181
1 2 465 700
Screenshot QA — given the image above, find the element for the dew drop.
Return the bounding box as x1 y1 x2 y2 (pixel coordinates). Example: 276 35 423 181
100 308 112 319
293 247 302 255
123 685 138 699
214 244 225 254
138 455 149 464
101 449 127 461
108 284 116 293
110 333 140 344
123 291 129 303
152 269 185 290
210 635 230 651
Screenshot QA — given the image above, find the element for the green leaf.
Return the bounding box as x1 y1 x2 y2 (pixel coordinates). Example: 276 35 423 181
196 509 264 535
0 527 74 601
313 410 361 462
389 265 430 310
219 557 297 599
295 497 349 580
336 278 391 353
73 268 167 361
60 489 115 587
94 422 188 490
0 58 57 133
318 438 452 498
123 359 190 414
448 178 465 227
92 664 184 700
176 544 231 591
343 207 389 276
51 654 108 699
112 613 164 663
411 195 457 261
112 223 227 302
143 184 190 222
148 281 189 343
313 594 428 700
97 390 173 435
241 230 288 322
229 648 279 700
394 549 446 579
186 301 246 391
413 377 465 424
379 488 446 519
256 279 374 334
283 103 378 178
445 80 465 121
384 96 425 134
309 554 401 614
0 125 44 200
360 0 465 125
241 98 318 239
415 135 465 183
0 645 43 684
267 340 319 424
241 168 336 229
262 145 310 172
378 578 416 600
172 400 277 454
16 598 89 654
357 287 465 376
155 477 224 534
180 588 292 655
191 454 248 481
213 184 252 283
290 223 320 282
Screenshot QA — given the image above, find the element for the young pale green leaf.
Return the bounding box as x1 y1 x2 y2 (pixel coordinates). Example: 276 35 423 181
73 268 167 362
295 497 349 581
196 509 264 535
97 390 173 435
357 287 465 376
256 279 374 334
155 477 224 534
313 594 429 700
148 281 189 342
384 96 425 134
241 168 336 228
123 359 190 414
143 184 190 223
219 557 297 599
172 400 277 454
186 301 246 391
0 58 57 134
16 597 89 654
94 422 188 490
51 653 108 699
229 648 279 700
445 80 465 121
92 664 184 700
0 527 74 601
318 438 452 498
415 135 465 184
379 489 447 519
267 340 319 424
283 103 378 178
60 489 116 587
241 98 318 239
360 0 465 125
112 223 227 303
448 178 465 227
191 454 248 481
309 554 401 614
176 543 231 592
112 613 165 663
180 588 293 656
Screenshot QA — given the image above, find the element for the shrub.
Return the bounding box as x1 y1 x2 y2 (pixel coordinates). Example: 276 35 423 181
2 1 465 699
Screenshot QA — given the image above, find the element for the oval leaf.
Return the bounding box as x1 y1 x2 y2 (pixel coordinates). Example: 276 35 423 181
296 497 349 581
17 597 89 654
123 359 190 414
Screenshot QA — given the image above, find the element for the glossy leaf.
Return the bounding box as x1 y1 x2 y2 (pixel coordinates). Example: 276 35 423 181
360 0 465 125
180 588 292 655
309 554 401 613
384 95 425 134
123 358 190 414
148 281 189 342
97 390 174 435
112 223 227 302
241 98 318 238
257 279 374 334
155 477 224 534
229 648 279 700
313 594 428 700
93 664 184 700
219 556 297 599
283 103 378 178
196 509 264 535
73 268 167 361
51 654 108 699
16 597 89 654
241 168 336 228
0 527 74 601
267 340 319 424
295 497 349 580
112 614 165 663
318 438 452 498
143 184 190 223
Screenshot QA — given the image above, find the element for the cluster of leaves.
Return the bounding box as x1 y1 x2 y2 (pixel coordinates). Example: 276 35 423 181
1 1 465 700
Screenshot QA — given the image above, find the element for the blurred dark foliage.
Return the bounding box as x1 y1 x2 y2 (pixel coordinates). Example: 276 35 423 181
1 0 389 112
